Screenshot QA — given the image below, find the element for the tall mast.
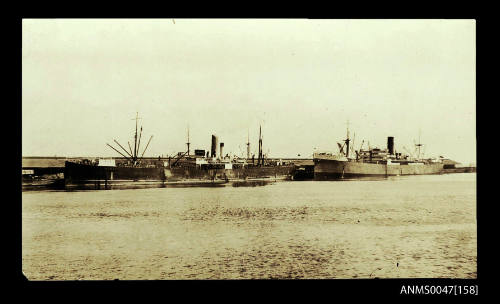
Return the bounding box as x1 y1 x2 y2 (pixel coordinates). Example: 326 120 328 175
347 120 350 139
344 120 351 158
186 125 190 155
418 129 420 159
258 125 263 166
246 129 250 160
134 112 138 161
415 129 423 160
107 113 152 163
132 112 141 162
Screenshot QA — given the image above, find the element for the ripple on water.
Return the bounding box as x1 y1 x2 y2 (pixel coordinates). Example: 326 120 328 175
22 174 477 279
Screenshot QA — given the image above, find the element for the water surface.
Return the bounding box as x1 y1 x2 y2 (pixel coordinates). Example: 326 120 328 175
22 173 477 279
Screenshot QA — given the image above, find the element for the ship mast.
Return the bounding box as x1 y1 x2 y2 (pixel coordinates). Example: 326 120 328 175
186 125 190 156
246 129 250 160
106 112 153 164
132 112 141 163
415 129 423 160
344 120 350 158
258 125 263 166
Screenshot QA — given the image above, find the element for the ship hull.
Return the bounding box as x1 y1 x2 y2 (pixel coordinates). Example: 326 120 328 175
168 165 295 180
64 161 295 190
64 161 166 183
314 159 444 180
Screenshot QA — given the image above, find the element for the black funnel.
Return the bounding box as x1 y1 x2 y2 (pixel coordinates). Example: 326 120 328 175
387 136 394 155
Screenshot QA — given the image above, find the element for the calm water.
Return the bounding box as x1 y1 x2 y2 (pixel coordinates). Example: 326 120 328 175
22 173 476 280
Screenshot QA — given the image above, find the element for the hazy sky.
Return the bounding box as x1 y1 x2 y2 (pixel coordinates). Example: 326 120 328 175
22 19 476 164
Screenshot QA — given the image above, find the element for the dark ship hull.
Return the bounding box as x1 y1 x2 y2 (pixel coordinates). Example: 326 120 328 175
167 164 295 180
64 161 165 182
314 158 444 180
64 161 295 189
64 161 168 189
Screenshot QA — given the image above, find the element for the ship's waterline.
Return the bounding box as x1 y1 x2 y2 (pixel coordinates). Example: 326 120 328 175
22 173 476 279
312 132 450 180
314 158 444 179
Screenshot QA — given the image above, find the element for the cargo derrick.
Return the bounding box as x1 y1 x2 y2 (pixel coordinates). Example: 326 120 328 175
105 112 154 166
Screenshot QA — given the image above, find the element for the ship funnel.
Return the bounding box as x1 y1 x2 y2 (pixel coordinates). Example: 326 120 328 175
220 142 224 159
387 136 394 155
211 135 218 158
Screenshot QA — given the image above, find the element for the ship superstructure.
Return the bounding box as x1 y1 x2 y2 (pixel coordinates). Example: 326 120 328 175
167 124 295 180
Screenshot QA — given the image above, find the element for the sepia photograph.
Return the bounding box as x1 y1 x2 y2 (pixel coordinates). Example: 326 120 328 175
21 18 476 281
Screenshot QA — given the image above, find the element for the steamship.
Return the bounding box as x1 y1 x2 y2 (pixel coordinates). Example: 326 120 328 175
64 113 169 188
64 115 295 189
313 128 444 180
168 125 295 181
